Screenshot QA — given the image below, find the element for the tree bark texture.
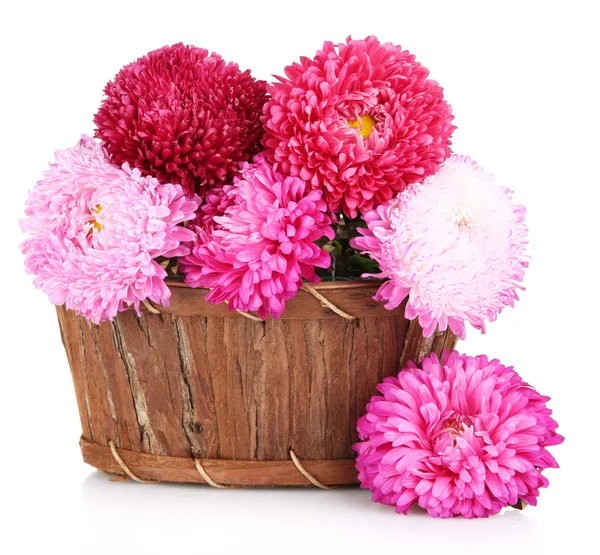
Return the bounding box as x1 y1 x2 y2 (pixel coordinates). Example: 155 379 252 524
56 281 458 486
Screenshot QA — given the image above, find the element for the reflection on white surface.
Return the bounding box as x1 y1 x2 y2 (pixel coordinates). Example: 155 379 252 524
77 470 543 555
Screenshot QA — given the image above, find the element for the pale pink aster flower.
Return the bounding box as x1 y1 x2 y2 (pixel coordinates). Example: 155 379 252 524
355 351 563 518
180 156 334 318
21 136 199 323
351 155 528 339
262 36 455 218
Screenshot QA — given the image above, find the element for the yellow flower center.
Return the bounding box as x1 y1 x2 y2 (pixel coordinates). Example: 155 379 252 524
89 205 103 233
348 114 377 138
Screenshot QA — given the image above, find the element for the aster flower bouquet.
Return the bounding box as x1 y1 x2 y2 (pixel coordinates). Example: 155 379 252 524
21 38 562 518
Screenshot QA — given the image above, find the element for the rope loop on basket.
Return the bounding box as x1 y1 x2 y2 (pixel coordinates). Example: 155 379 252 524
289 448 332 489
191 450 331 489
301 283 355 320
192 458 233 489
223 300 262 321
142 299 161 314
108 440 158 484
107 440 332 488
234 309 262 322
143 284 354 322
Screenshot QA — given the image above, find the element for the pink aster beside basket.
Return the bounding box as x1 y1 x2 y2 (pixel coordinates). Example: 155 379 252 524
22 37 563 518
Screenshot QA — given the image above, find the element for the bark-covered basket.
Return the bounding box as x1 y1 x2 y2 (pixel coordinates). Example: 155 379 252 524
57 280 457 487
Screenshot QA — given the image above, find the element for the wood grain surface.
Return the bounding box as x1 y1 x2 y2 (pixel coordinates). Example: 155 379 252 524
57 281 458 485
80 437 359 487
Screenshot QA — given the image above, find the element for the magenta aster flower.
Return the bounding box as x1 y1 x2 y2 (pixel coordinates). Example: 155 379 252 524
351 155 528 339
180 156 334 318
21 136 199 323
94 43 268 196
355 351 563 518
193 184 236 232
262 36 455 217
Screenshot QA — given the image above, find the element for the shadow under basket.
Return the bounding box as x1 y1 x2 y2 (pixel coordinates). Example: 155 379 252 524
57 280 458 488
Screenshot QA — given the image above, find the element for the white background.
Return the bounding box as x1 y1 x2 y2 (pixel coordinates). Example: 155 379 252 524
1 1 598 553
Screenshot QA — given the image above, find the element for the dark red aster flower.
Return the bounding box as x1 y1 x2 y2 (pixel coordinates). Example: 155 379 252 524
261 36 456 217
94 43 268 196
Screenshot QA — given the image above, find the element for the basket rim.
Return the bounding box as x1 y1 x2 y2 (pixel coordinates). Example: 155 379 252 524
166 277 383 293
150 278 393 319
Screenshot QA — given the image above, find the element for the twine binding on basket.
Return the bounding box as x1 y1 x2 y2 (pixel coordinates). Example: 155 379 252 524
108 440 157 484
300 283 355 320
108 440 332 489
289 449 331 489
141 299 160 314
143 282 356 321
224 300 263 321
192 458 232 489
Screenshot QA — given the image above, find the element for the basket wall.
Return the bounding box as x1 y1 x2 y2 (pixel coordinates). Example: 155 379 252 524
57 281 457 486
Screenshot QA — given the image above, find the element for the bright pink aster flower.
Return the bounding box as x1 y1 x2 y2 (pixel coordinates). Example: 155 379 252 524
180 156 334 318
262 36 455 218
355 351 563 518
351 155 529 339
21 136 199 323
94 43 268 196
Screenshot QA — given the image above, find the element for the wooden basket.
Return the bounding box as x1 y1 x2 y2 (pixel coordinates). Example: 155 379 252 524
57 280 457 487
